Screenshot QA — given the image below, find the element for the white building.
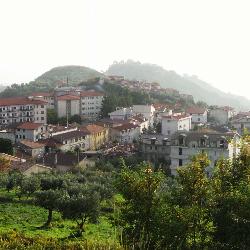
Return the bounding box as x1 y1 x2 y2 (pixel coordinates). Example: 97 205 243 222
162 114 192 136
109 107 133 120
133 105 155 125
170 131 240 175
209 106 235 125
80 91 104 120
0 97 47 126
186 107 207 125
111 123 140 143
56 95 80 118
14 122 48 142
51 130 90 152
30 92 55 109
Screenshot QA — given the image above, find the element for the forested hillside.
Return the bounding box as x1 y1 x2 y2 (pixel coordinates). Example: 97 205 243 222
106 60 250 110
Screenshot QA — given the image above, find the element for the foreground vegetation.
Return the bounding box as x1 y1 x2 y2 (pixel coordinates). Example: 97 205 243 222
1 137 250 249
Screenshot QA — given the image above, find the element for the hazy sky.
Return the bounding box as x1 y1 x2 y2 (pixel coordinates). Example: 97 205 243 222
0 0 250 98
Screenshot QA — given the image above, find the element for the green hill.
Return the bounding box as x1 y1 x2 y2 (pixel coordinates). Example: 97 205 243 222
106 60 250 110
35 65 103 86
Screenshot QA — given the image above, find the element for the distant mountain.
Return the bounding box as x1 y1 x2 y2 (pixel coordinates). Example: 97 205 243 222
35 65 103 86
106 60 250 110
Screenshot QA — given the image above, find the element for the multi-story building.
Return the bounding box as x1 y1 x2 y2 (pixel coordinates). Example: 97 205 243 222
30 92 55 109
170 131 240 175
13 122 48 142
56 95 80 118
162 114 191 136
80 91 104 120
111 123 140 143
0 97 47 126
109 107 133 120
139 134 171 163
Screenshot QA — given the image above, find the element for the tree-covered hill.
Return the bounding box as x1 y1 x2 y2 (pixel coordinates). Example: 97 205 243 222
0 66 103 97
106 60 250 110
35 65 103 86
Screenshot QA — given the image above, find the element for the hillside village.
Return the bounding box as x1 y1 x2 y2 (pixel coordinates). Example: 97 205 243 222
0 74 249 176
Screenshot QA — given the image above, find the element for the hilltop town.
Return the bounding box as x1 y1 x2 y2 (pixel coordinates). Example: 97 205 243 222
0 73 249 175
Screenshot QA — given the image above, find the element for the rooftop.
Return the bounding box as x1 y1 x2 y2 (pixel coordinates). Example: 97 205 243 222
80 91 104 97
57 95 80 101
17 122 44 130
113 123 140 132
31 92 53 97
52 130 89 143
81 124 106 134
0 97 47 106
19 139 44 149
186 106 207 114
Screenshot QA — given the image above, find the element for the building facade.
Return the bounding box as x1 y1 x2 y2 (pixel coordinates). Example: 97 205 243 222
162 114 192 136
170 131 240 175
0 97 47 126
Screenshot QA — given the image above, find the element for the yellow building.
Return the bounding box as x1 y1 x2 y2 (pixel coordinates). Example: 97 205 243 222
80 124 108 150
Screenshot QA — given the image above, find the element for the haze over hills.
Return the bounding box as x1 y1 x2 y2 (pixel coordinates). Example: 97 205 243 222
1 62 250 111
106 60 250 110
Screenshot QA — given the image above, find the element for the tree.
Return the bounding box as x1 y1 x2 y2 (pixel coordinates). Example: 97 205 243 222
0 138 13 155
69 114 82 124
35 189 63 227
35 175 65 227
59 184 100 237
174 153 215 249
20 175 40 198
115 162 164 249
47 108 58 124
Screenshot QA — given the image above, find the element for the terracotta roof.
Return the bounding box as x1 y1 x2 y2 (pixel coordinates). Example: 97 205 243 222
52 130 89 143
113 123 140 132
186 107 206 114
19 139 44 149
57 95 80 101
31 92 53 97
17 122 44 130
0 97 47 106
81 124 106 134
80 91 104 97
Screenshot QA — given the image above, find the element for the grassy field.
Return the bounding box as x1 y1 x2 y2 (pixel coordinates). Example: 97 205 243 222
0 189 120 249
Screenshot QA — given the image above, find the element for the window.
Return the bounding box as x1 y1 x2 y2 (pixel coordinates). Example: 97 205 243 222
41 117 44 120
179 147 182 155
167 130 171 135
41 105 44 108
41 111 44 114
179 159 183 166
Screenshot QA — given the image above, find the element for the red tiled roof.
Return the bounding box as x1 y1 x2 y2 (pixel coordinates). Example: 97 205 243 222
186 106 206 114
31 92 53 97
57 95 80 101
19 139 44 149
0 97 47 106
81 124 106 134
113 123 140 132
17 122 44 130
80 91 104 97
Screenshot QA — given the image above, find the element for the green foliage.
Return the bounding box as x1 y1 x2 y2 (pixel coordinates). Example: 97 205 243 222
100 82 150 118
115 162 164 249
47 108 59 124
0 138 13 155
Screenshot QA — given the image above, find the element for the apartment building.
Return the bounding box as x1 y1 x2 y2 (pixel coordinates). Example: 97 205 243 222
80 91 104 120
56 95 80 118
30 92 55 109
170 131 240 175
0 97 47 126
209 106 235 125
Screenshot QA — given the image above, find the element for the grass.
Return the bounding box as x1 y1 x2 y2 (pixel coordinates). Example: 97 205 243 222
0 188 119 246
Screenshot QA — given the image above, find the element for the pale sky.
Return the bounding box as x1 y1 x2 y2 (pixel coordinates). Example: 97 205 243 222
0 0 250 99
